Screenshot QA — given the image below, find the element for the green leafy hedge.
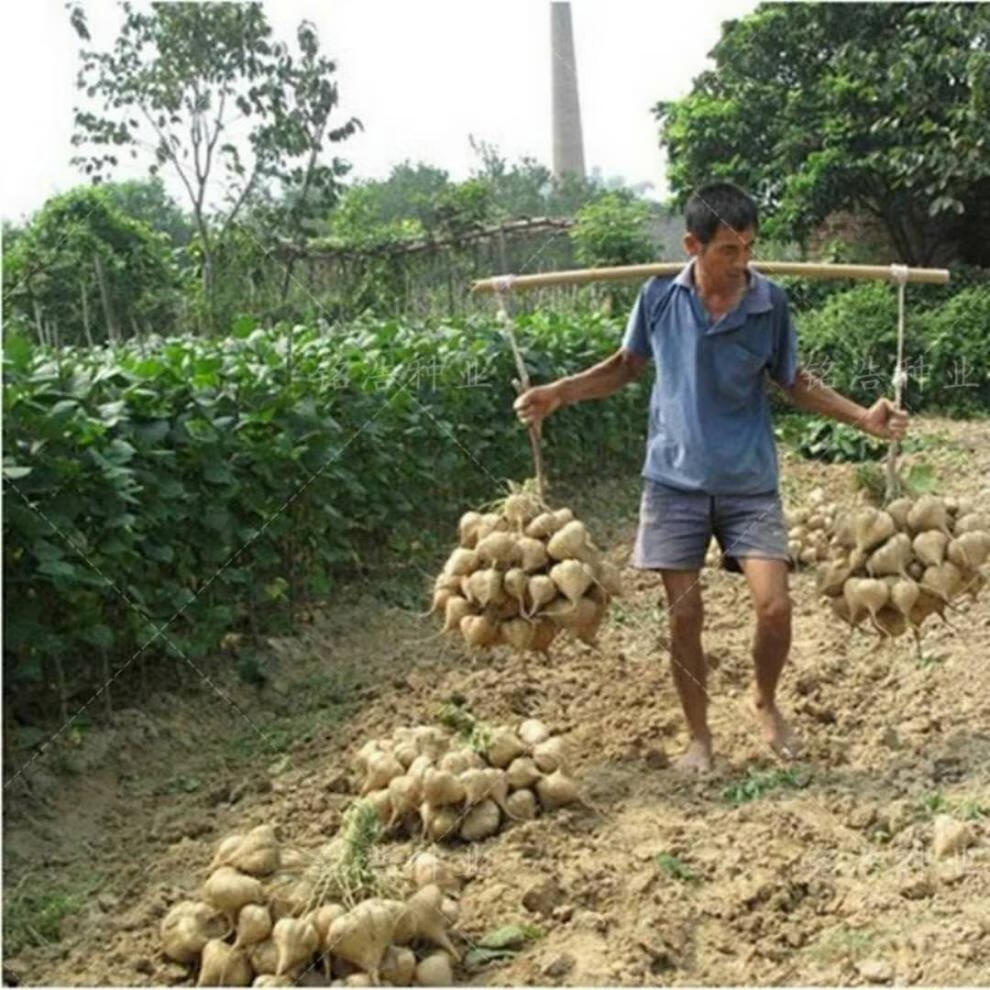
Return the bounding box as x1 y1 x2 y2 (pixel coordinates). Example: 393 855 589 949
793 284 990 415
2 312 648 711
4 282 987 717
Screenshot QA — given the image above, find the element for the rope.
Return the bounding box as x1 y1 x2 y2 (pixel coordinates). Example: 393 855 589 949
493 277 546 501
884 264 909 502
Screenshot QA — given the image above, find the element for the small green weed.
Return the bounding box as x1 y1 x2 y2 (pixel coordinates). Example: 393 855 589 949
655 852 700 884
920 791 949 816
464 923 543 970
721 766 810 806
807 925 876 963
3 880 88 955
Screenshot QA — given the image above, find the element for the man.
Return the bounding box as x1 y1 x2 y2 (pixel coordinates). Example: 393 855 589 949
513 182 908 773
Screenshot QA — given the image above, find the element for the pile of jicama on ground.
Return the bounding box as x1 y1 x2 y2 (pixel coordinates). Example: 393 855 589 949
815 493 990 637
160 810 466 986
355 715 578 844
429 486 622 653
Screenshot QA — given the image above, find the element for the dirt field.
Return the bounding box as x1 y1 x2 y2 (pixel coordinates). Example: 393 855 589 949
3 416 989 987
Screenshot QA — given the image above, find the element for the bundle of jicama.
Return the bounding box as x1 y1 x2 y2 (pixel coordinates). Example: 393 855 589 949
351 717 580 844
161 819 466 986
784 489 840 568
816 493 990 637
428 483 622 654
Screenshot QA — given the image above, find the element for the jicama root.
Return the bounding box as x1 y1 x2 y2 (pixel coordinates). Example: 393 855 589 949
426 485 619 653
818 492 989 638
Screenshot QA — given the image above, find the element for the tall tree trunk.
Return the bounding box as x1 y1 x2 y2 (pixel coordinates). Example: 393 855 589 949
93 254 118 342
80 279 95 347
32 297 47 347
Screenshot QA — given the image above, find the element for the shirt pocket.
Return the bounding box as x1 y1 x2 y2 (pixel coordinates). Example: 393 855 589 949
712 329 772 405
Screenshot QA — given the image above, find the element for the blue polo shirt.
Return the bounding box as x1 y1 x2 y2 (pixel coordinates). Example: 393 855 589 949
621 261 799 495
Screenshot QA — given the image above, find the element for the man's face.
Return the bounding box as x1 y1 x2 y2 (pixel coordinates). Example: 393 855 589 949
683 224 756 287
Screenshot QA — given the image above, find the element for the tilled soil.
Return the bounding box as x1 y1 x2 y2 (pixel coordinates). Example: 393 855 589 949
3 416 989 987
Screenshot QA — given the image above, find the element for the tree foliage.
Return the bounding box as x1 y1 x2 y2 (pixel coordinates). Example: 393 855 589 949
655 3 990 265
569 192 657 268
3 186 181 346
101 177 194 248
68 2 358 329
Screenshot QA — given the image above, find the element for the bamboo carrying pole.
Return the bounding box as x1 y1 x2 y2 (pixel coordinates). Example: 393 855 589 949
472 260 950 293
476 260 950 504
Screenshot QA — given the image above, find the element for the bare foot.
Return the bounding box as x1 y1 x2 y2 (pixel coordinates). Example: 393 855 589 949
675 737 713 774
753 699 801 760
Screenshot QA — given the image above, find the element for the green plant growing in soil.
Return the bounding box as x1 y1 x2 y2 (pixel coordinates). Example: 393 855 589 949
655 852 699 884
463 923 544 970
720 766 810 806
807 925 876 963
920 791 949 816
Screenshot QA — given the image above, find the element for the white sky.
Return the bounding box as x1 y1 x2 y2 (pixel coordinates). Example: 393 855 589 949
0 0 757 224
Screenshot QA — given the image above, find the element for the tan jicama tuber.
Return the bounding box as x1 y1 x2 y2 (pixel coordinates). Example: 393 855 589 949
203 867 265 928
533 736 570 773
460 799 501 841
197 939 253 987
954 512 990 535
395 884 460 959
234 903 272 950
421 802 460 842
325 899 405 982
536 769 580 811
460 614 499 649
516 536 549 572
854 508 896 552
913 530 948 567
248 938 280 976
272 917 319 976
458 511 483 548
505 788 538 820
525 575 557 615
423 769 465 807
210 825 280 877
444 547 479 577
519 718 550 747
408 852 459 894
307 904 346 946
475 531 518 567
865 533 912 578
907 495 951 536
380 946 417 987
842 577 890 628
161 901 229 964
501 618 536 652
947 531 990 570
361 752 404 796
415 952 455 987
486 727 526 768
886 497 913 531
506 757 541 790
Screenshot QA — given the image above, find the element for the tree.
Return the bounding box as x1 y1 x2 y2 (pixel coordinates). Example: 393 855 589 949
101 177 194 248
3 186 181 346
654 3 990 265
68 2 358 330
569 192 657 268
468 137 605 218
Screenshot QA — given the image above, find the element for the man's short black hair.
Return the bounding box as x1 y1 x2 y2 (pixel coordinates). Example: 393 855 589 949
685 182 759 245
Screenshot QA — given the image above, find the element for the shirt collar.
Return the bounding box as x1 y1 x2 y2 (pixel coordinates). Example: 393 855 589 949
674 260 773 316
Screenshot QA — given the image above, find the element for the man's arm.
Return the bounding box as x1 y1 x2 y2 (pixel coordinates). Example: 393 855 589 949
514 348 648 426
779 366 908 440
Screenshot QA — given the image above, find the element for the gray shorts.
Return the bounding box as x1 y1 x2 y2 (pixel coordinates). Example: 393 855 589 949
632 479 792 573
